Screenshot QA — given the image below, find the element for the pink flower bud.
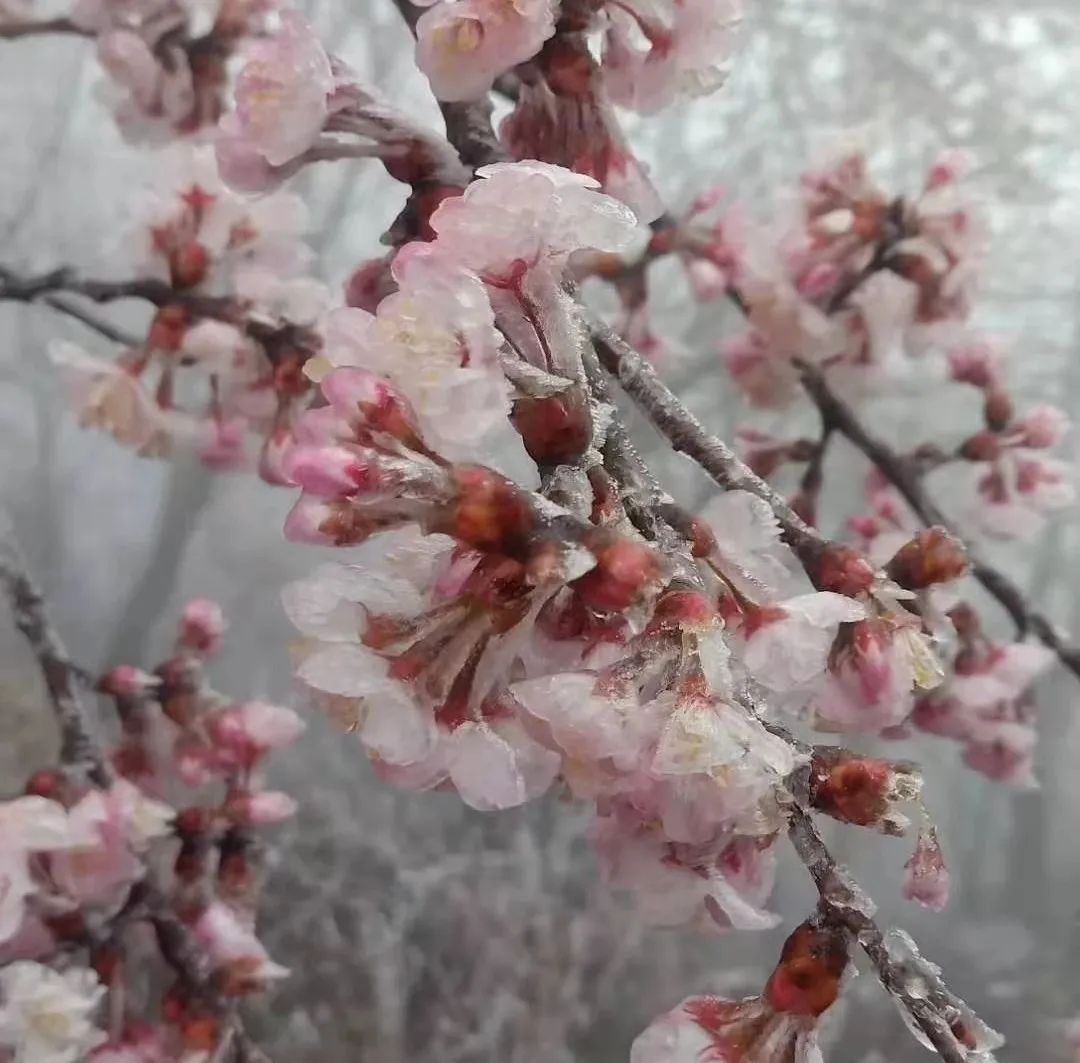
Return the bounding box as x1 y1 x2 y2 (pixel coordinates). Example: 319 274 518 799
903 822 950 910
1017 404 1069 449
227 790 298 825
284 444 375 498
180 598 226 655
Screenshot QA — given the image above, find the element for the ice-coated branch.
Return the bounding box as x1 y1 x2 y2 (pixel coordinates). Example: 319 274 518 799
588 314 828 559
0 524 110 785
786 805 970 1063
798 360 1080 680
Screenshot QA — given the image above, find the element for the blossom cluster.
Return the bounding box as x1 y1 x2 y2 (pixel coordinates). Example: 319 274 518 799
269 152 981 1057
0 0 280 141
0 601 300 1062
50 148 327 482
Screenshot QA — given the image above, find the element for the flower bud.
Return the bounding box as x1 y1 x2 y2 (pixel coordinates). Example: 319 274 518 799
809 748 922 834
179 598 226 655
885 527 969 590
764 920 850 1017
808 543 876 597
511 388 592 467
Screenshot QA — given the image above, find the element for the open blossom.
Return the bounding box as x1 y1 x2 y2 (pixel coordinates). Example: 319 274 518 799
192 901 289 994
414 0 557 102
230 11 335 168
914 632 1053 787
0 963 106 1063
49 343 180 456
0 798 94 944
601 0 745 114
427 161 638 287
312 243 511 463
631 920 850 1062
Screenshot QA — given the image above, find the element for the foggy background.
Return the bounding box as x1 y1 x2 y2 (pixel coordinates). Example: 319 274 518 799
1 0 1079 1058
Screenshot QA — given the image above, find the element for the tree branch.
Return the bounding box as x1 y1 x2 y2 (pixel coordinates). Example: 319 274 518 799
0 16 92 39
0 525 111 786
798 360 1080 679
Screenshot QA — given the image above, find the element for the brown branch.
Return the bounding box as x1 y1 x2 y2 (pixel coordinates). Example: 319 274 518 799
589 314 827 560
799 361 1080 680
0 16 92 39
39 294 143 346
0 527 111 785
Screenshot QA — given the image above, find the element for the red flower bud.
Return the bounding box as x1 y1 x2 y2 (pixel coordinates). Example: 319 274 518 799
809 748 921 831
885 527 969 589
764 921 850 1017
809 543 876 596
511 389 592 467
983 388 1013 431
961 430 1001 462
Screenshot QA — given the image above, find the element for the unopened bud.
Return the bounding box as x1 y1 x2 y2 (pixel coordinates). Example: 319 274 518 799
809 748 922 833
961 430 1001 462
809 543 876 597
983 388 1013 431
885 527 969 589
511 389 592 467
764 920 850 1017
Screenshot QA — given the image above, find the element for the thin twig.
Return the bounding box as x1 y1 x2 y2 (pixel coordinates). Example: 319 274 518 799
0 16 92 39
799 361 1080 679
0 526 111 785
40 294 142 346
589 314 826 559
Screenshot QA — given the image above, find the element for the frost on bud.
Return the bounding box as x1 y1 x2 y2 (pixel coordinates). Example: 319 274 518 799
808 748 922 835
763 920 850 1017
510 388 592 466
903 820 950 911
885 527 969 590
179 599 226 655
807 542 876 597
572 532 669 613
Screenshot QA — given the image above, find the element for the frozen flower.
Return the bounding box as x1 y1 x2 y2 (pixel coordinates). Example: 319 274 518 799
49 342 173 456
601 0 745 115
415 0 557 102
903 821 950 911
180 597 227 655
0 798 96 943
49 781 174 909
739 592 866 694
0 962 106 1063
500 38 663 221
231 11 335 167
428 160 638 287
192 902 289 994
813 616 942 733
317 244 510 462
808 748 922 834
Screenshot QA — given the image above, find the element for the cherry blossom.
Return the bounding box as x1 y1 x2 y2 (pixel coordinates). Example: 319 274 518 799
232 11 336 167
414 0 557 102
601 0 745 115
0 962 106 1063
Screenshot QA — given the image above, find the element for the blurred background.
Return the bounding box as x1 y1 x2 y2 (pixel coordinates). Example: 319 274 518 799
2 0 1080 1059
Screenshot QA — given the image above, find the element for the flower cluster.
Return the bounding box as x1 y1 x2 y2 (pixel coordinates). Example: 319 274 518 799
279 161 968 969
0 601 300 1061
1 0 280 141
50 147 327 482
217 12 469 195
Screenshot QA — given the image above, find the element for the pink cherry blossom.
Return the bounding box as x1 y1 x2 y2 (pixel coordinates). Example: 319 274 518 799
601 0 745 115
739 592 866 694
415 0 557 102
180 597 227 655
317 244 511 462
0 963 106 1063
427 161 638 287
231 11 335 167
